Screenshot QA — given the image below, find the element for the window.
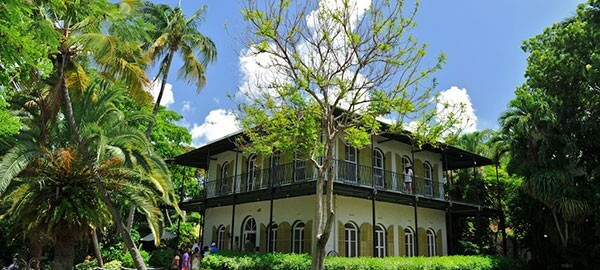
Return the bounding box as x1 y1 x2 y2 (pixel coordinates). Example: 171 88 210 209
344 223 358 257
217 225 226 250
404 227 415 257
268 223 278 252
424 162 433 196
375 224 386 257
221 162 230 194
292 221 305 253
294 158 306 182
345 144 358 183
271 151 281 184
242 217 257 250
373 149 384 188
427 229 437 257
402 156 413 193
247 154 257 191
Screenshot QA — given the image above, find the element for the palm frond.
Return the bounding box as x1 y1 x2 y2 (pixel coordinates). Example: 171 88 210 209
0 140 46 194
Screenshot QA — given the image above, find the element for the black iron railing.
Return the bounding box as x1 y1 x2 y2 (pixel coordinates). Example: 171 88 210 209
202 159 445 200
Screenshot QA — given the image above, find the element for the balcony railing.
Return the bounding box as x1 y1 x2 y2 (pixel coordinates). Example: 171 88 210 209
203 160 445 200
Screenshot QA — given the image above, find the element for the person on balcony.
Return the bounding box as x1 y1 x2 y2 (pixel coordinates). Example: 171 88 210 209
404 163 413 194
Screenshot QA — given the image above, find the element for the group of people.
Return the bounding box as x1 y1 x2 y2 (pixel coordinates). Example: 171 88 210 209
171 240 219 270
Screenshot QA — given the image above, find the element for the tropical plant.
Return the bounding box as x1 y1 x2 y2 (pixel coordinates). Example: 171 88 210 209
141 2 217 138
0 80 176 269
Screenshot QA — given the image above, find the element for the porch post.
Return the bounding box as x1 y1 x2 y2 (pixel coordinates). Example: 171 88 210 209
410 143 416 195
413 196 419 256
371 135 377 257
268 154 275 253
200 150 209 247
446 203 454 255
230 148 239 250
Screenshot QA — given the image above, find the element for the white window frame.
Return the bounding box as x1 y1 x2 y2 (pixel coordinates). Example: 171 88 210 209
375 224 386 257
268 223 278 252
242 217 257 248
292 221 305 253
217 225 225 250
405 227 415 257
247 154 257 191
427 228 437 257
345 223 359 257
345 144 358 183
424 162 433 196
373 149 384 188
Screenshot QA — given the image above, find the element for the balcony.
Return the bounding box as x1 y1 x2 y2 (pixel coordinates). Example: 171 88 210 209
204 160 445 200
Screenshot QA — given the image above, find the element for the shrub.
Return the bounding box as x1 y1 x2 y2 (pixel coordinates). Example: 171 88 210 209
150 249 176 268
103 260 122 270
120 248 150 268
201 252 524 270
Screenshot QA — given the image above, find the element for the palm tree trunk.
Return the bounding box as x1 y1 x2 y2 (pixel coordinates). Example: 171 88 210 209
54 225 76 270
91 227 104 268
58 53 147 269
145 50 175 139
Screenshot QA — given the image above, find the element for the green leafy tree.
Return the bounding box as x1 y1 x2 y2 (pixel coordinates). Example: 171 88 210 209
0 81 176 269
500 1 600 266
141 2 217 138
26 1 155 268
236 1 464 268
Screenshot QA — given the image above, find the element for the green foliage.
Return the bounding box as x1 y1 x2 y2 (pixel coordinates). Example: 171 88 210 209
166 221 199 249
121 248 151 268
201 252 524 270
0 96 20 147
149 249 176 268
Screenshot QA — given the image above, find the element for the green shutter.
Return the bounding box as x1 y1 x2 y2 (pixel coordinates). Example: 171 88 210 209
212 226 217 244
304 220 312 254
360 223 373 257
359 146 371 168
338 221 345 257
386 225 394 257
398 225 405 256
225 225 231 250
259 223 267 252
437 229 443 256
279 222 291 253
417 227 427 256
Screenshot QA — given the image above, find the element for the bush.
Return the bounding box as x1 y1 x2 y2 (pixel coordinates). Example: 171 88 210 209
150 249 176 268
75 259 122 270
103 260 122 270
120 248 150 268
201 252 524 270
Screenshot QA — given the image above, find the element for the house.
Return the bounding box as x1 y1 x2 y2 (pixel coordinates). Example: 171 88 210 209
170 131 502 257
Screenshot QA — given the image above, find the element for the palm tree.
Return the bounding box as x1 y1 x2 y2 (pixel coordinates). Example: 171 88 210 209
29 1 153 268
500 87 589 249
142 2 217 138
0 80 176 268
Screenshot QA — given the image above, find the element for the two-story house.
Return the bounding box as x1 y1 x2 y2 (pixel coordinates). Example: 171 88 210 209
170 130 501 257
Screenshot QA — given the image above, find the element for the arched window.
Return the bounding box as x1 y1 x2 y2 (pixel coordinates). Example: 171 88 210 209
344 222 358 257
221 162 230 194
427 228 437 257
268 222 278 252
424 162 433 196
374 224 386 257
247 154 257 191
217 225 226 250
344 144 358 183
292 221 305 253
373 149 384 188
404 227 415 257
242 217 257 250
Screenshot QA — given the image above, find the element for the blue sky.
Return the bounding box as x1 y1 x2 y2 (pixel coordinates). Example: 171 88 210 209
149 0 585 147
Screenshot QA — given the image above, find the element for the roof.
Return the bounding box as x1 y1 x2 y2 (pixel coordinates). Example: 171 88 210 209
168 130 493 171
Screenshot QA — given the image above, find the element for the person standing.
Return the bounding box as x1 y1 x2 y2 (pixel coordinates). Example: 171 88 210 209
170 251 180 270
244 238 255 253
181 248 191 270
209 241 219 253
404 163 413 194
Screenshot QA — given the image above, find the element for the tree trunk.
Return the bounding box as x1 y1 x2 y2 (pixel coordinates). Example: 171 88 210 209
91 227 104 268
58 53 147 269
28 235 43 270
311 133 336 270
127 203 136 232
145 50 175 139
53 226 76 270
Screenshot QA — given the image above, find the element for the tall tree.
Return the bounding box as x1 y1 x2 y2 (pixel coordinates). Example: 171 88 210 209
237 1 459 269
500 0 600 266
142 2 217 138
0 80 175 269
24 0 154 268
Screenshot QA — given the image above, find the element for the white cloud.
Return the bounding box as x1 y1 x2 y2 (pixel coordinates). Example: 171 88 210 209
182 100 194 113
147 79 174 107
190 109 240 147
436 86 477 133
